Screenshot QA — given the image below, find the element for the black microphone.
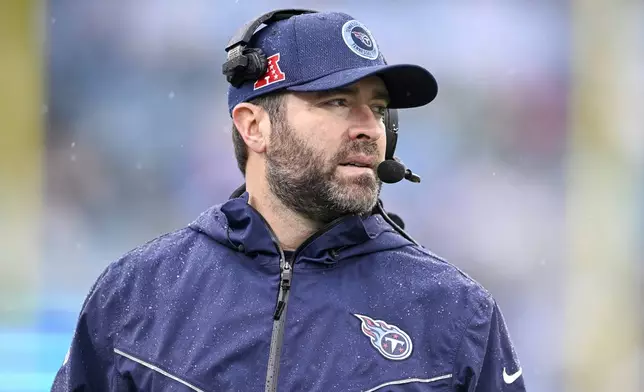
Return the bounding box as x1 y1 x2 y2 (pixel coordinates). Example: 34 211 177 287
377 159 421 184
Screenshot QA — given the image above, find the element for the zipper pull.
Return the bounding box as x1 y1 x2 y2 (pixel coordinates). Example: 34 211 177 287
273 301 285 320
273 261 292 320
280 262 292 290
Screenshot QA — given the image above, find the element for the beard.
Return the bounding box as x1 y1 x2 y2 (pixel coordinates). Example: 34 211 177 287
265 120 382 224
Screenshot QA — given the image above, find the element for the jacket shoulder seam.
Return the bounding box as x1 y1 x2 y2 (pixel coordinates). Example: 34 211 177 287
449 292 494 388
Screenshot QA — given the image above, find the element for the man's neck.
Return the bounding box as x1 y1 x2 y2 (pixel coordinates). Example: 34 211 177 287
247 187 321 251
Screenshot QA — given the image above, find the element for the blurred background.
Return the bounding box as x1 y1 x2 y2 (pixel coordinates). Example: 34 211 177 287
1 0 642 391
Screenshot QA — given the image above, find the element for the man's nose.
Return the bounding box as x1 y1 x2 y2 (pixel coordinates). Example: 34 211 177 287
347 105 383 141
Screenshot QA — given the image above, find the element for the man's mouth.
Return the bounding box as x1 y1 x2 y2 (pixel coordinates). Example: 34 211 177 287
340 162 370 168
338 155 376 168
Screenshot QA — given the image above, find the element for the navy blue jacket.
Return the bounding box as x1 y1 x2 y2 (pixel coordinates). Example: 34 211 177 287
51 193 526 391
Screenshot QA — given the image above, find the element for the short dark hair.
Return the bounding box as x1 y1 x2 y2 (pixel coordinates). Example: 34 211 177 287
231 93 285 176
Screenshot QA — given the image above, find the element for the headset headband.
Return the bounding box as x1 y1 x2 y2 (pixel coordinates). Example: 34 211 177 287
225 9 317 56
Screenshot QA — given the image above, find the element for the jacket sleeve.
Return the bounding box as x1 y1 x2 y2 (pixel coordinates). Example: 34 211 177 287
452 296 526 391
50 263 127 391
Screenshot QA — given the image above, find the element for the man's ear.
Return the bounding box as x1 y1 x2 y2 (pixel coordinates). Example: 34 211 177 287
232 102 269 154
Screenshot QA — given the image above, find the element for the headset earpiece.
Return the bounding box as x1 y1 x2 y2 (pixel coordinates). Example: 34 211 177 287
222 9 317 88
378 108 421 184
384 108 399 160
223 47 267 88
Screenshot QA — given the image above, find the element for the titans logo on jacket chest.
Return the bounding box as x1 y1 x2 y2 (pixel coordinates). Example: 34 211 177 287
354 313 413 361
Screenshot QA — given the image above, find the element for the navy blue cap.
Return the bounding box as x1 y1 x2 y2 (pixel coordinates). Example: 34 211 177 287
226 12 438 114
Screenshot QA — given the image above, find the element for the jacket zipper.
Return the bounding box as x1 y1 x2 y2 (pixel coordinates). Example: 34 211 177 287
256 210 347 392
265 245 290 392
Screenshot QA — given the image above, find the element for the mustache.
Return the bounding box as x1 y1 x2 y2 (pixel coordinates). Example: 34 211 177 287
334 141 380 163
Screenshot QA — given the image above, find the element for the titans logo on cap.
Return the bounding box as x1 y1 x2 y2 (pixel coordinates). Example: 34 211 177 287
341 20 379 60
354 313 413 361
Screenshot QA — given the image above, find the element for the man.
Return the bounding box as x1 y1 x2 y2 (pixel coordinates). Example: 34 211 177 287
52 9 526 392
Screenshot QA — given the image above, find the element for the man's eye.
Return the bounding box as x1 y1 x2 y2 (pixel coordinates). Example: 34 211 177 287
372 105 387 117
325 99 349 107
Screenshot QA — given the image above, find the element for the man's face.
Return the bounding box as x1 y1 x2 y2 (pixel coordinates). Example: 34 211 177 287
265 76 388 223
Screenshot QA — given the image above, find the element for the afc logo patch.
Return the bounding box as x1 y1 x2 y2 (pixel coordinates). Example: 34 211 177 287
253 53 286 90
354 313 413 361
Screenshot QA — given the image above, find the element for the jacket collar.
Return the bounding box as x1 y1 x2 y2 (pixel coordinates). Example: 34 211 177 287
189 186 409 266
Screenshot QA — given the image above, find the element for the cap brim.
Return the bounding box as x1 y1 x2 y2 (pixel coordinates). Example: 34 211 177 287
286 64 438 108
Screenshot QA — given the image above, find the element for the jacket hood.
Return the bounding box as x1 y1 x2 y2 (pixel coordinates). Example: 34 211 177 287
188 192 413 266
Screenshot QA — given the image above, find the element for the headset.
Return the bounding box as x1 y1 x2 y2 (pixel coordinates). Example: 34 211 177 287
223 9 422 246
